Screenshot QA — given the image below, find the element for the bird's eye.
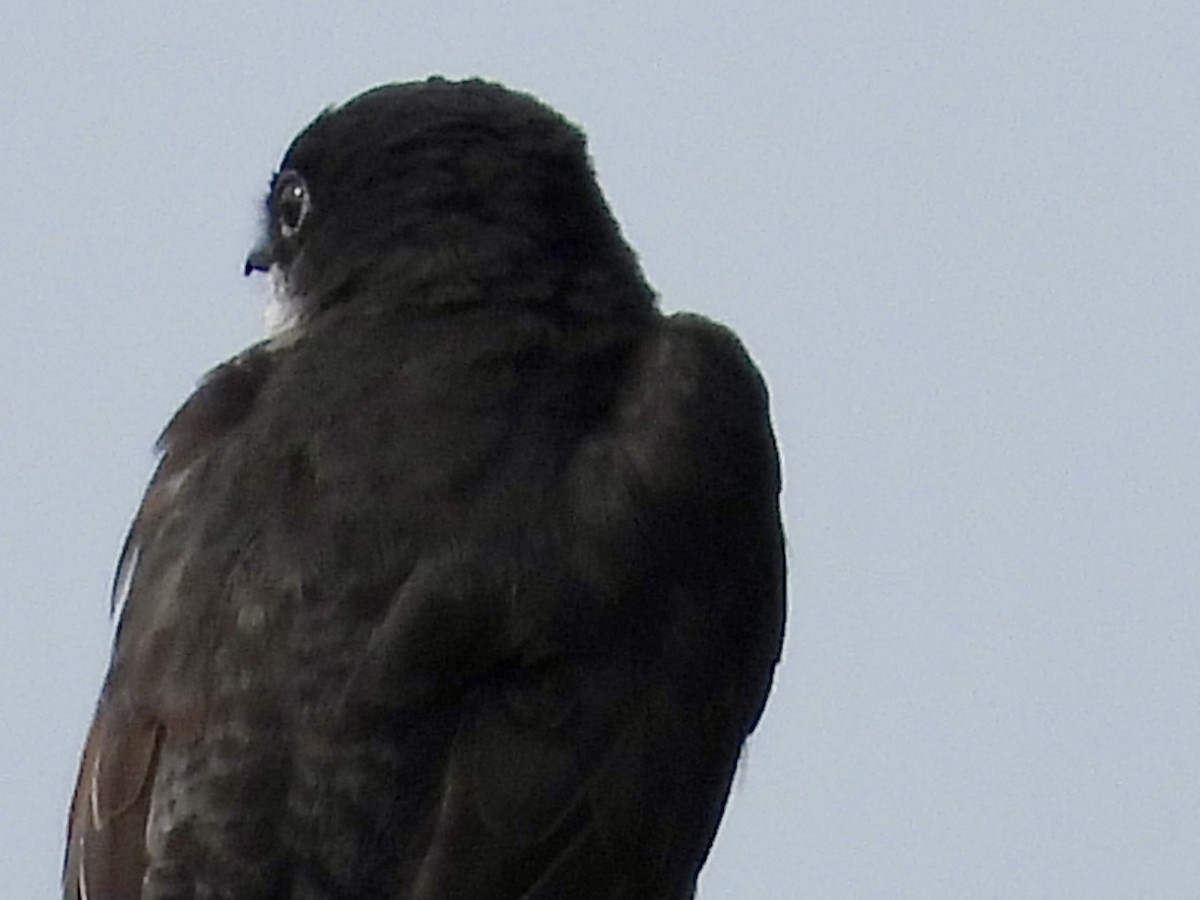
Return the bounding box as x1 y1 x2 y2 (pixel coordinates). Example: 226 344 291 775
274 171 311 238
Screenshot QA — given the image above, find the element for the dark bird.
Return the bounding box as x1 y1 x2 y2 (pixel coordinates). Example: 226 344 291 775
64 77 785 900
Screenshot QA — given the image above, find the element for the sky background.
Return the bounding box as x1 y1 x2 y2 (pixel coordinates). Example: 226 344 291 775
3 3 1199 897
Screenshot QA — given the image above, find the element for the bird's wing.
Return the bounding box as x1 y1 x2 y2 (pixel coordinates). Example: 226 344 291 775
401 313 785 898
63 350 274 900
63 715 161 900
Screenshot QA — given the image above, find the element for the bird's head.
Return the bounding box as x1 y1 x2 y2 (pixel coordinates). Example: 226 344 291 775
245 78 640 337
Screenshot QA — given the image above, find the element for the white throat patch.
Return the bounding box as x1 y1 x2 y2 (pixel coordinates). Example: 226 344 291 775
264 266 303 338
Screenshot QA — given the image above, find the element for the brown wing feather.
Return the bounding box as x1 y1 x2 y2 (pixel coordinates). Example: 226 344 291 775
64 717 162 900
64 348 273 900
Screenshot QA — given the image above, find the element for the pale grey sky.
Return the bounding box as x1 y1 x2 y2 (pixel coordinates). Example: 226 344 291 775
4 3 1200 897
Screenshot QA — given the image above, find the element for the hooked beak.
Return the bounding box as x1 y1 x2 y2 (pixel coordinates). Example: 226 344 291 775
244 238 274 276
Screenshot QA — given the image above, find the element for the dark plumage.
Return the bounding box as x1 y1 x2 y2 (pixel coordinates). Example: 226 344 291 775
65 78 784 900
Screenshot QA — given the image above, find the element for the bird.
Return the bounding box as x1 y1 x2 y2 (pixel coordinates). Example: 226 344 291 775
64 77 785 900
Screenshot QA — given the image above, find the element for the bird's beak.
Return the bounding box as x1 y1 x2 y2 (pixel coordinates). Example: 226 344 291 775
244 238 274 276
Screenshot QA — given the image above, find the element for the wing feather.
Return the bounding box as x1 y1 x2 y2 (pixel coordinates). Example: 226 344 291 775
64 349 273 900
